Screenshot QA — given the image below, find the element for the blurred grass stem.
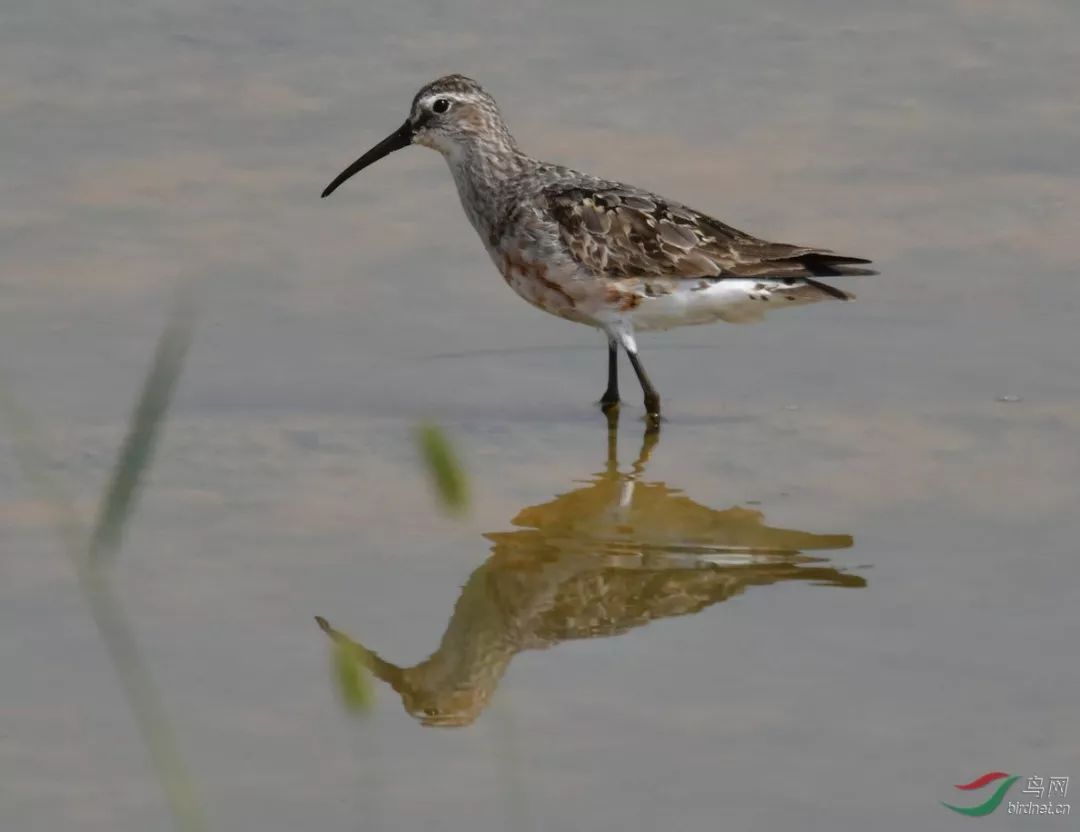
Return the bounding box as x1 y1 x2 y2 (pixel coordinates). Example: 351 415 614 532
0 286 207 832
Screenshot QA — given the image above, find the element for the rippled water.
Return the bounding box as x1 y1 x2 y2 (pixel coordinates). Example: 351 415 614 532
2 0 1078 829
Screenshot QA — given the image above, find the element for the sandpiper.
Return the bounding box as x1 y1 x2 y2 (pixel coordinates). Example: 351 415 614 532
315 428 858 727
322 75 875 426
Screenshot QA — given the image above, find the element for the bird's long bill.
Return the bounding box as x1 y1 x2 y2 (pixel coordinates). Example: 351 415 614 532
321 119 413 198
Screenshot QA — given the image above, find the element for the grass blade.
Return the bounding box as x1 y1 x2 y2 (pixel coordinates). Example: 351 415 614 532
331 636 376 715
316 615 375 715
0 287 207 832
88 288 198 566
416 422 469 514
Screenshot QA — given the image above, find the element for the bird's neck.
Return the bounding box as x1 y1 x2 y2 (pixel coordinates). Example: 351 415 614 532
443 135 529 244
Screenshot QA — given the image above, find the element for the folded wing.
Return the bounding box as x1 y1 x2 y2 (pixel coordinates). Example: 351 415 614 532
543 184 875 283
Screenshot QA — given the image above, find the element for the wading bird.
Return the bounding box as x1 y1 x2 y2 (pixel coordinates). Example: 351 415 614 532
322 75 874 427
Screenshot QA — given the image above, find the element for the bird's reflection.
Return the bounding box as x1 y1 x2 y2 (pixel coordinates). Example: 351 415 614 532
317 427 862 727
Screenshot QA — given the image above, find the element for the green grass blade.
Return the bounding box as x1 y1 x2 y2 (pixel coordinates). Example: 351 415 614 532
331 637 376 715
0 288 207 832
416 423 469 514
78 569 209 831
316 616 375 715
88 288 198 566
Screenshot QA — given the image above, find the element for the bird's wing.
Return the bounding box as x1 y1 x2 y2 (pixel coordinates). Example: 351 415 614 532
542 184 875 281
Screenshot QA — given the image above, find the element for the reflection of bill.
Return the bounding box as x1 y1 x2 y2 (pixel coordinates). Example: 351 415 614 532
317 428 862 727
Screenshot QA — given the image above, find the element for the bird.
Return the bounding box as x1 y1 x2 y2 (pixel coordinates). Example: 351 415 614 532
321 75 875 428
315 426 859 727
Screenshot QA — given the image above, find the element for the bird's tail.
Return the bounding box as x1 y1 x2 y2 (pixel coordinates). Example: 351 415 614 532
778 251 877 300
803 277 854 301
798 252 878 278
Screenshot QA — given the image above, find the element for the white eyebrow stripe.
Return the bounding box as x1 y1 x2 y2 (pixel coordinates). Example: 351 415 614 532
418 92 472 109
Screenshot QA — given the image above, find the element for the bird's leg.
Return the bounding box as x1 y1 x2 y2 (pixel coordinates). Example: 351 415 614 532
612 323 661 431
627 351 661 431
604 402 620 433
631 426 659 475
599 337 620 412
605 416 619 472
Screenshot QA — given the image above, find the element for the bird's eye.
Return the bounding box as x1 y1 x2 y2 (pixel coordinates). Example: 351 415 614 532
432 98 451 114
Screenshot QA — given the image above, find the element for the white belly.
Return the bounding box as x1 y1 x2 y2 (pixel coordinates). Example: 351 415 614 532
628 279 834 331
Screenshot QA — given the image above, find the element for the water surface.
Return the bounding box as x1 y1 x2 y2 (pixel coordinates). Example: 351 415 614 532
2 0 1078 830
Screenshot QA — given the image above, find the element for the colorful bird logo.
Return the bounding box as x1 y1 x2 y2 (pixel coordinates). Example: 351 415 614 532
942 772 1020 816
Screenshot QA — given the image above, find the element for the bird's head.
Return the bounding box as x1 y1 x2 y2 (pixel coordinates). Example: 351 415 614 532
321 74 513 198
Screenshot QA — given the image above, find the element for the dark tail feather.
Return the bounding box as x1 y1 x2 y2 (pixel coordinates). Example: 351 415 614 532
752 249 874 298
804 277 854 301
799 252 878 277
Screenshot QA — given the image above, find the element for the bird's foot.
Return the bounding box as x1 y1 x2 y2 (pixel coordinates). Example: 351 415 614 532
643 393 662 433
599 397 620 431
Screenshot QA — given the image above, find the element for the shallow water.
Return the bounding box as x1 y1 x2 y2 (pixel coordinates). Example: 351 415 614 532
2 0 1079 829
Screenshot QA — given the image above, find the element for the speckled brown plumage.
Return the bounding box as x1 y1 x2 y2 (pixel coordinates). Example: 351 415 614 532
544 185 873 284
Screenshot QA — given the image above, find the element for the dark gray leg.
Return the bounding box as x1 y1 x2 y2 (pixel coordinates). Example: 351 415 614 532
626 349 661 429
600 338 620 411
